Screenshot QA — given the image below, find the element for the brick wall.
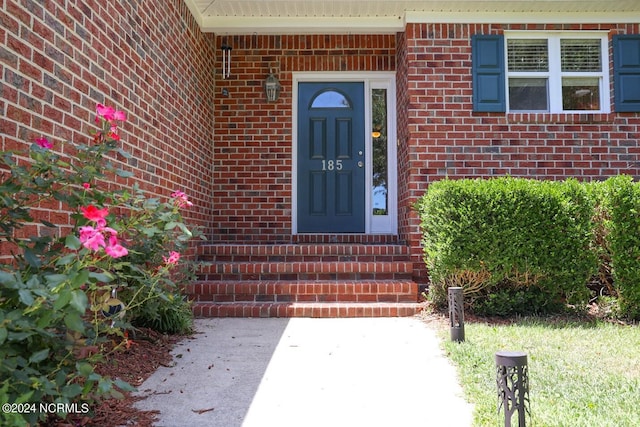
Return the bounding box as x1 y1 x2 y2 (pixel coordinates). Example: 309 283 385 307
398 23 640 281
212 34 396 242
1 0 216 259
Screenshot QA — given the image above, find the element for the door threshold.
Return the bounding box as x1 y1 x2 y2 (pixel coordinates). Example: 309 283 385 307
292 234 401 244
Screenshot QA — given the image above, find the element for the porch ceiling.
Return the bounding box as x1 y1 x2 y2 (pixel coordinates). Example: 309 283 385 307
184 0 640 34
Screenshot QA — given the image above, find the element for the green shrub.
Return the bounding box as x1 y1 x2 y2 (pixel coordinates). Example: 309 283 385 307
473 283 565 317
131 292 194 335
603 175 640 320
584 181 614 296
416 177 598 315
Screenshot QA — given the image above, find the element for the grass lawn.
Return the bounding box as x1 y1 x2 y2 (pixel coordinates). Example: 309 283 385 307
436 316 640 427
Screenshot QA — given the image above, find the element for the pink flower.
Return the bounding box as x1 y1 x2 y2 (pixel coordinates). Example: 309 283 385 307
112 110 127 121
163 251 181 265
82 183 91 189
78 225 106 251
81 205 109 226
105 235 128 258
96 104 126 123
35 137 53 149
171 190 193 208
77 209 128 258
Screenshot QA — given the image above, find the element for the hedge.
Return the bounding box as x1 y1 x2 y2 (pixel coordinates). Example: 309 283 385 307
416 177 598 315
600 176 640 319
418 176 640 318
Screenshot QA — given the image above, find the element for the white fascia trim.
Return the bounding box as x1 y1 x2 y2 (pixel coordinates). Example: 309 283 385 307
183 0 203 28
404 11 640 24
199 16 404 34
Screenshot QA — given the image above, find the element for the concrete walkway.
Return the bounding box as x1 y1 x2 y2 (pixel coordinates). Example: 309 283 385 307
134 317 473 427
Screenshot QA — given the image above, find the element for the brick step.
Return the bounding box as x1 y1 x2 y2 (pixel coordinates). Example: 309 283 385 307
197 243 410 263
291 234 401 244
185 280 418 303
189 241 421 318
192 301 425 318
195 261 414 281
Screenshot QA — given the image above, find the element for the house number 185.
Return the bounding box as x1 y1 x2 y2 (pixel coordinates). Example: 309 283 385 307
321 159 343 171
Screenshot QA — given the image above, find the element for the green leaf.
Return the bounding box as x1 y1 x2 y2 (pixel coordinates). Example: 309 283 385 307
142 226 161 237
89 271 115 283
62 383 83 398
36 310 53 329
0 327 7 345
55 253 77 266
8 331 33 341
41 219 56 228
69 290 88 313
24 248 42 268
177 222 193 238
76 362 94 377
65 234 82 250
0 271 17 286
115 169 134 178
114 378 136 392
18 289 34 306
28 349 50 364
71 269 90 288
15 390 34 405
164 221 178 231
64 312 85 333
53 291 72 310
98 378 113 394
46 274 68 286
116 148 133 159
109 388 125 400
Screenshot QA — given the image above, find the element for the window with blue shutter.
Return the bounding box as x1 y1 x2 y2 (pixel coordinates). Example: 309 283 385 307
614 35 640 112
472 34 506 112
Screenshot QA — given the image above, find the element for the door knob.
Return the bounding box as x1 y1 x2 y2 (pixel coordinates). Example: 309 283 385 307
357 161 363 168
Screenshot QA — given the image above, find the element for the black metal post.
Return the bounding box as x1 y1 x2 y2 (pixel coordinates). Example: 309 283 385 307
496 351 529 427
448 286 465 342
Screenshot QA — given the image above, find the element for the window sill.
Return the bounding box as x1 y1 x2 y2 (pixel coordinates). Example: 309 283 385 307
505 112 615 124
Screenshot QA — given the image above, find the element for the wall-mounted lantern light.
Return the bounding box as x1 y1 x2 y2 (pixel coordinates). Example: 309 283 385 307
264 69 281 102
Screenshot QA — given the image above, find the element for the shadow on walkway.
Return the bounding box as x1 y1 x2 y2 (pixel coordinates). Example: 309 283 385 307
134 317 472 427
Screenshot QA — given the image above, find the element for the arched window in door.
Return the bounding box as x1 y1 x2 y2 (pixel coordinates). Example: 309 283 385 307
310 89 352 109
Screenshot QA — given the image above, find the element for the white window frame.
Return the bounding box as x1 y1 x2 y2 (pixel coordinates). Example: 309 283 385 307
505 31 610 114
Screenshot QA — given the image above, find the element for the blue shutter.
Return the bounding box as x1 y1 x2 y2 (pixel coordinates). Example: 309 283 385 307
472 34 506 112
614 35 640 112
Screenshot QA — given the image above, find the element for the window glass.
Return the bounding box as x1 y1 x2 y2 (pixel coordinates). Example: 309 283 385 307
561 39 601 72
371 89 388 216
509 78 548 111
310 90 351 108
508 39 548 71
562 77 600 110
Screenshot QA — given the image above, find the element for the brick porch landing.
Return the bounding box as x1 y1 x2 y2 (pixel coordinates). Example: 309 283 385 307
185 236 425 317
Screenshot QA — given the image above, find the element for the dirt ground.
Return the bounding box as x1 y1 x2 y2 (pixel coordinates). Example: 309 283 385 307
43 328 180 427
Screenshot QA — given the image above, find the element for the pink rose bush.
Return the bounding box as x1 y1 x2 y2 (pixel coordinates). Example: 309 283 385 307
0 103 198 425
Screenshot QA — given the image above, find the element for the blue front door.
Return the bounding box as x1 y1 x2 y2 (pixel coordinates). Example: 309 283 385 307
297 82 365 233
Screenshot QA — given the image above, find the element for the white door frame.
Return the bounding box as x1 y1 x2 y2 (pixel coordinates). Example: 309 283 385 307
292 72 398 235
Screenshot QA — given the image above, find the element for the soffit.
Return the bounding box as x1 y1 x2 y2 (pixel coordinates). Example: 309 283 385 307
184 0 640 34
